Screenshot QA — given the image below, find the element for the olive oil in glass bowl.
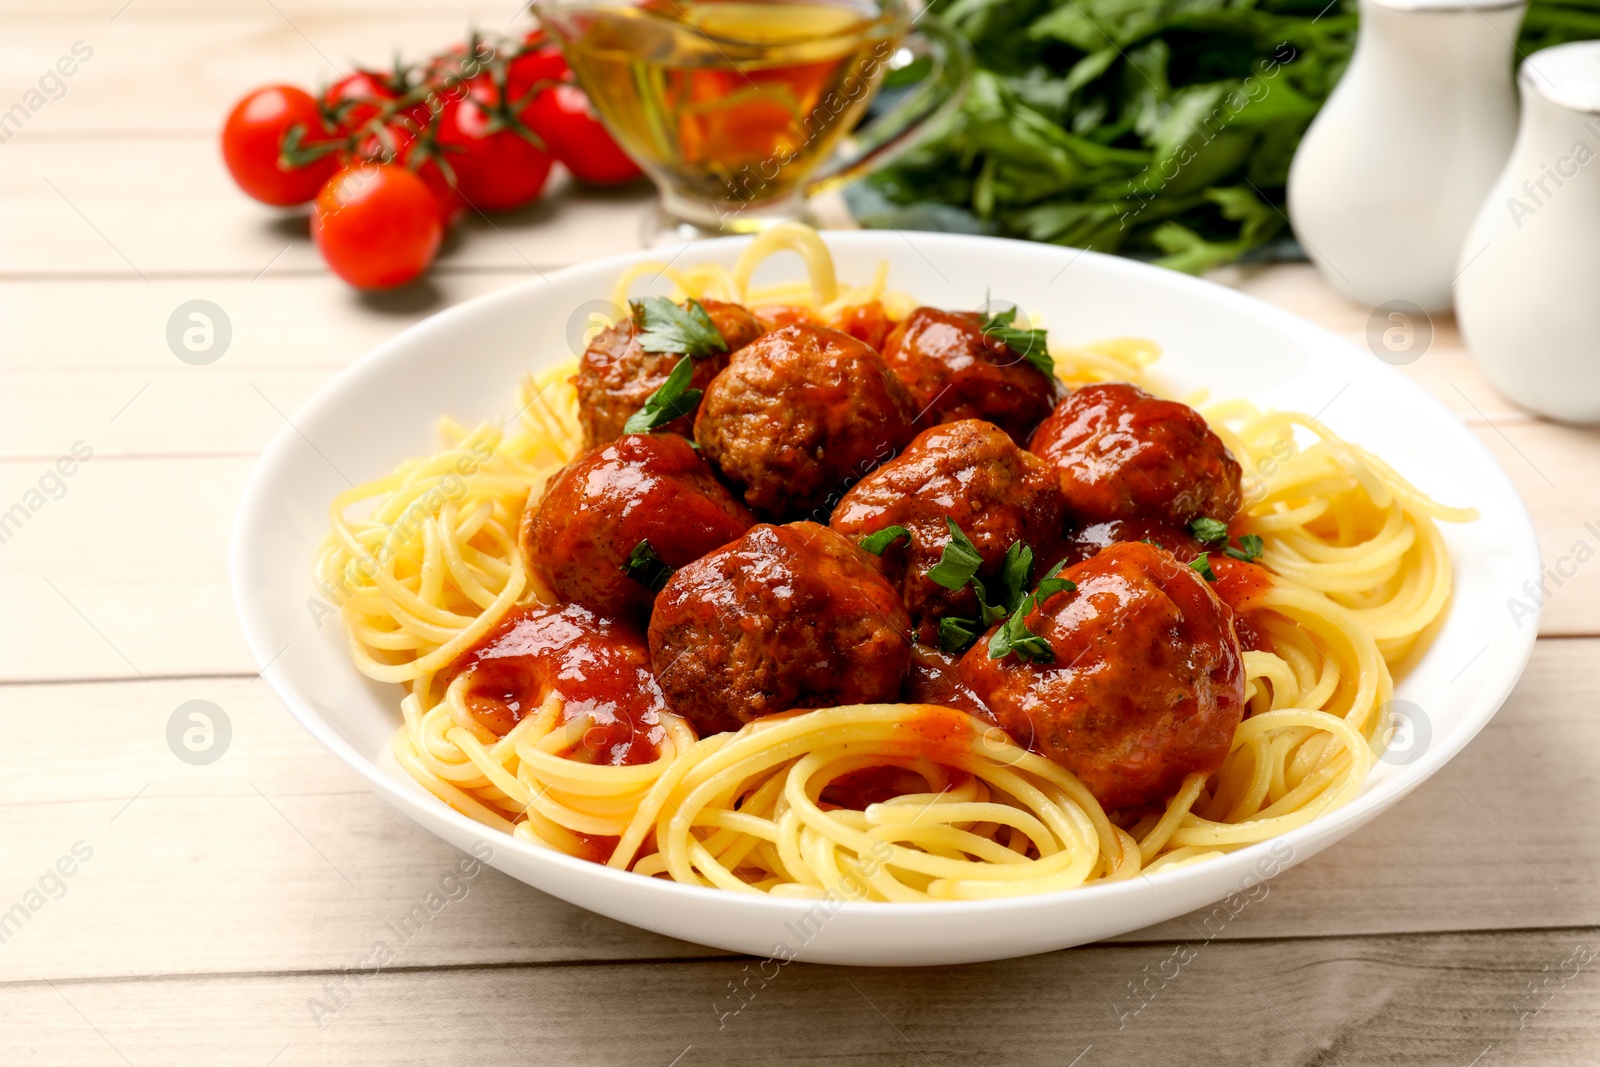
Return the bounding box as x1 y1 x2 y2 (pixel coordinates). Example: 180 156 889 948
536 0 969 239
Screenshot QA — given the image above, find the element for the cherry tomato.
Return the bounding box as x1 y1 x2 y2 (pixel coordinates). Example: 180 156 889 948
523 83 641 185
221 85 340 206
434 87 553 212
311 164 442 290
505 40 569 106
322 70 400 138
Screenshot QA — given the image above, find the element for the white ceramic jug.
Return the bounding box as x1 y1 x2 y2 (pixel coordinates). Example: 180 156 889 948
1456 42 1600 423
1287 0 1523 312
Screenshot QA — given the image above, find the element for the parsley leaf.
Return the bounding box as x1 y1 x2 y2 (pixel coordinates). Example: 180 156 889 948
986 560 1076 664
1034 576 1075 602
860 525 911 556
938 615 982 655
927 519 985 590
1224 533 1265 563
1190 554 1218 582
631 296 728 359
987 595 1054 662
1188 517 1229 544
622 539 674 592
996 541 1035 615
980 303 1053 380
622 356 703 434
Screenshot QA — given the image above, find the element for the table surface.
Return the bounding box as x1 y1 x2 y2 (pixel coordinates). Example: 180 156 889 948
4 4 1598 1065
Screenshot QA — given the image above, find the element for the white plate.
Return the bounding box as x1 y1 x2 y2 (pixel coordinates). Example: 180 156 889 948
232 232 1540 966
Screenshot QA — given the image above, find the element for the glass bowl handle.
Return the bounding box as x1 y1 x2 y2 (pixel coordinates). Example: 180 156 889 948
805 13 972 196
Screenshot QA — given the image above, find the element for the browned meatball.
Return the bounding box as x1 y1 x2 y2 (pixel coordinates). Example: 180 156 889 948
959 541 1246 810
573 298 764 447
830 419 1066 644
695 324 918 521
1029 382 1242 526
880 307 1060 446
524 433 755 620
647 522 911 736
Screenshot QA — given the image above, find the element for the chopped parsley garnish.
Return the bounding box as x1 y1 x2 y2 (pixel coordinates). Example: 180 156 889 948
1189 517 1265 564
927 519 986 591
928 520 1020 628
860 525 911 556
1188 516 1229 544
938 615 982 655
995 541 1035 616
926 524 1078 659
1189 553 1218 582
986 559 1075 664
1224 533 1265 563
622 356 702 434
979 302 1053 380
631 296 728 359
622 539 674 592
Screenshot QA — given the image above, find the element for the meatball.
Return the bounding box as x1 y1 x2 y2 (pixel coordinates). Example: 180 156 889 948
1029 382 1242 526
573 298 764 447
959 541 1245 810
451 603 666 765
1057 518 1206 570
695 324 918 520
648 522 911 736
830 419 1066 644
524 433 755 620
880 307 1060 446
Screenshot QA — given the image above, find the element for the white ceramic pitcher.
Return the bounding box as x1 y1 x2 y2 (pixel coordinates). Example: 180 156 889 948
1287 0 1524 312
1456 42 1600 424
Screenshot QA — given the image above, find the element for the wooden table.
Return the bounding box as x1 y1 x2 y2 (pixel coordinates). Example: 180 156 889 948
4 4 1598 1064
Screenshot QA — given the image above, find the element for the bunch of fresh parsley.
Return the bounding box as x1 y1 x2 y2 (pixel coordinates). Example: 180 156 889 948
869 0 1600 273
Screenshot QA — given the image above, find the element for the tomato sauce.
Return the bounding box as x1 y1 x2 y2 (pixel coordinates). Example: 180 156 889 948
1210 554 1275 652
452 603 667 766
901 644 995 721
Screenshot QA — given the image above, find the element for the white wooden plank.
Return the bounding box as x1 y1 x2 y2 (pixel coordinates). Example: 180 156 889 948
0 641 1593 982
0 139 651 276
0 272 537 374
7 927 1597 1066
0 13 533 138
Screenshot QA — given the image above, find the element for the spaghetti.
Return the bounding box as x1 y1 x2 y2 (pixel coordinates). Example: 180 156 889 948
315 223 1475 900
